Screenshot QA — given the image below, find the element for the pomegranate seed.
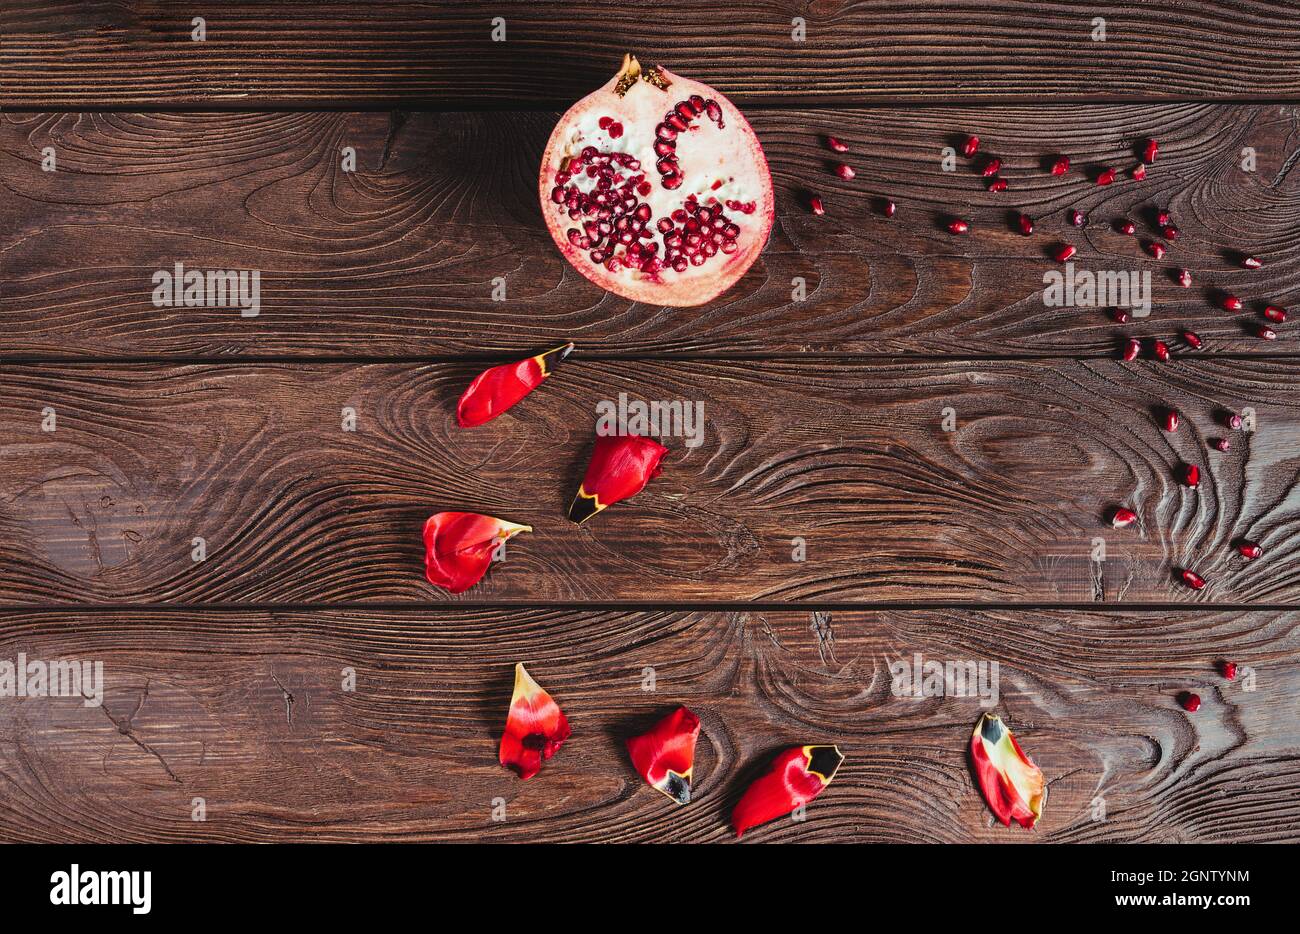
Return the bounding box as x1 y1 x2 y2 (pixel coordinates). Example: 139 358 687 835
1227 413 1243 430
884 200 897 217
1237 541 1262 560
1214 437 1231 452
1055 243 1077 262
1242 256 1263 269
1180 571 1206 592
1157 210 1171 227
608 122 624 139
834 163 856 180
1096 167 1116 185
1258 324 1279 340
987 177 1007 192
827 136 848 153
1163 409 1180 432
1111 507 1138 529
1132 164 1147 180
948 219 970 234
1112 308 1130 324
598 116 612 129
1148 241 1167 260
809 195 825 215
1153 339 1171 361
1070 209 1087 227
1177 268 1192 288
1122 338 1142 361
1219 660 1237 680
1051 156 1070 175
1182 330 1203 349
1143 139 1158 164
1119 220 1136 235
1222 295 1243 312
1264 305 1287 322
982 158 1001 177
962 135 980 158
1182 463 1200 487
1162 224 1179 240
1178 691 1202 711
1018 213 1034 236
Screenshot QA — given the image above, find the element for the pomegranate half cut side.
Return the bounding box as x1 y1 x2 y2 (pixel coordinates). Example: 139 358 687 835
539 55 775 307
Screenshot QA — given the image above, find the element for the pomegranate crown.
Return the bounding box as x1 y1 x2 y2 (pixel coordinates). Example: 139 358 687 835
614 54 671 96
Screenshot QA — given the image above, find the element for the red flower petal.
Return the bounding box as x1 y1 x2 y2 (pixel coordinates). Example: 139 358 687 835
732 744 843 837
568 434 668 523
970 713 1046 829
456 343 574 428
499 663 571 780
422 511 531 594
625 706 701 804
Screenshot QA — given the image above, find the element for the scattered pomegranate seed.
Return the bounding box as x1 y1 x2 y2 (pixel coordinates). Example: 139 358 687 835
827 136 849 153
1119 220 1136 235
1177 268 1192 288
1111 507 1138 529
1069 209 1087 227
1050 156 1070 176
982 158 1001 177
809 195 825 215
1157 210 1171 227
1096 167 1116 185
1163 409 1180 432
1182 330 1203 349
1122 337 1142 361
1153 339 1171 361
988 178 1007 192
1258 324 1278 340
1214 437 1231 452
1018 213 1034 236
1180 570 1206 591
1241 256 1262 269
1178 691 1202 711
884 199 897 217
1112 308 1131 323
1148 241 1167 260
834 163 855 180
1055 243 1077 262
1132 164 1147 180
948 219 970 234
598 116 613 129
1237 541 1262 559
1264 305 1287 322
1227 413 1243 430
1162 225 1179 241
962 135 980 158
1222 295 1243 312
1182 463 1200 487
1143 139 1158 164
1219 660 1237 680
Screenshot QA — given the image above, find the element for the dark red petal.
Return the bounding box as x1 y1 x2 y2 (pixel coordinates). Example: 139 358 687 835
457 343 574 428
732 744 843 837
422 512 531 593
625 706 701 804
569 434 669 523
970 714 1045 829
499 663 571 780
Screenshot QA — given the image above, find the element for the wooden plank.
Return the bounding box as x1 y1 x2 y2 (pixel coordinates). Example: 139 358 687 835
2 358 1298 606
5 2 1300 107
4 105 1297 359
0 606 1293 842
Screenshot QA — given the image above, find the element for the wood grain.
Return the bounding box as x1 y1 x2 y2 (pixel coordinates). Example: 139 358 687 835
0 606 1293 843
4 105 1298 359
3 358 1298 606
6 1 1300 107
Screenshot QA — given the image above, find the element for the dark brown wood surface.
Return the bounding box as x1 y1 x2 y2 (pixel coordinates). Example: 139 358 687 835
4 105 1299 358
6 1 1300 107
1 4 1298 846
0 607 1294 843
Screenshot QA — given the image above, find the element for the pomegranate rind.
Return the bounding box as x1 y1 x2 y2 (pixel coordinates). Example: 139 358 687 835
539 55 774 307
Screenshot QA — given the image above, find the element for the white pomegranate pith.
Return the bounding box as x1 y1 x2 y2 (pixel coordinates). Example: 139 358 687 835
539 55 775 307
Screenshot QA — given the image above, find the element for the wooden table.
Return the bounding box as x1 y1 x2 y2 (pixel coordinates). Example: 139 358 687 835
1 1 1297 843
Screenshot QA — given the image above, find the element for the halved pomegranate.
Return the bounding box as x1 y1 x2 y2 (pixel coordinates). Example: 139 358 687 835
539 55 775 307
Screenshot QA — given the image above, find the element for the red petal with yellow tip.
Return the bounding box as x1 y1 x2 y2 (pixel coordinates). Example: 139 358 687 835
970 713 1046 829
731 744 843 838
499 663 571 780
456 343 574 428
625 706 700 804
568 434 668 523
422 512 531 594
